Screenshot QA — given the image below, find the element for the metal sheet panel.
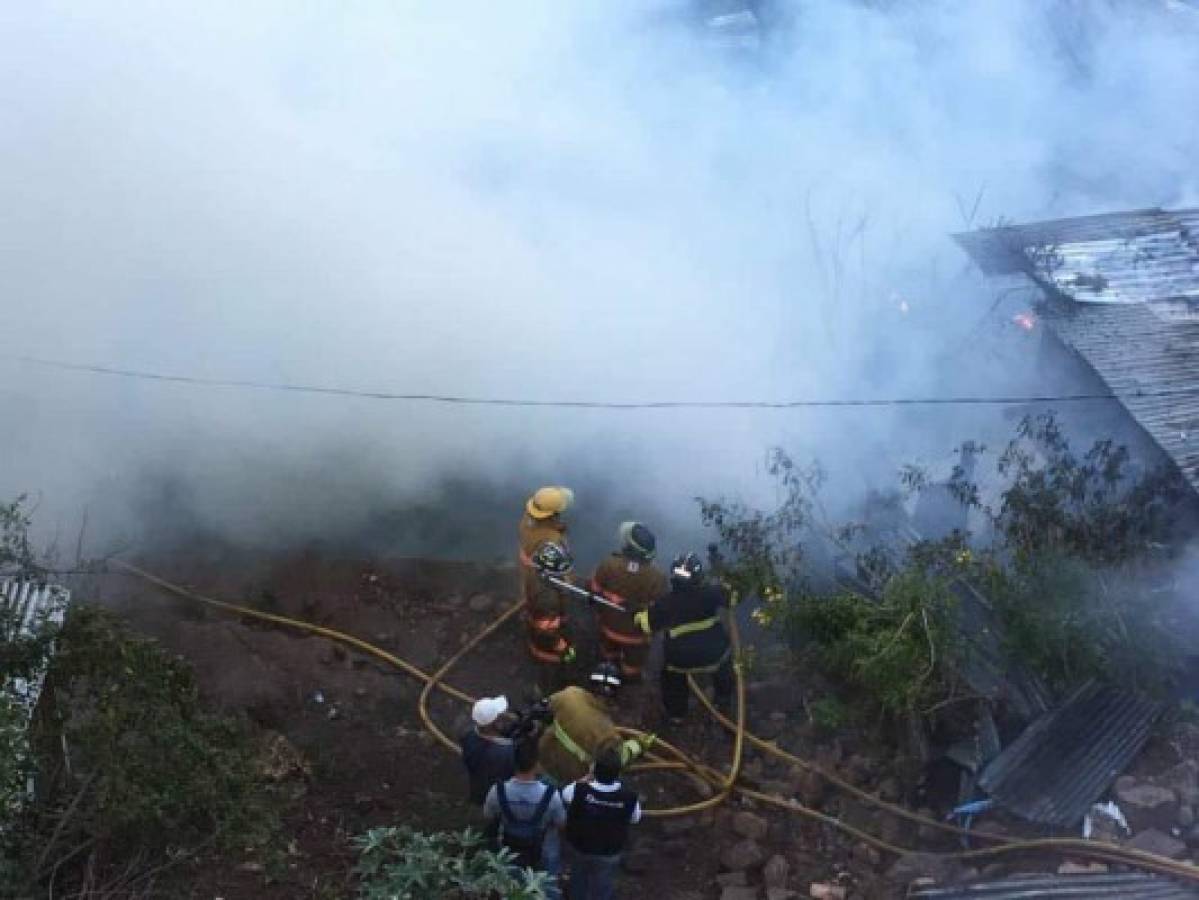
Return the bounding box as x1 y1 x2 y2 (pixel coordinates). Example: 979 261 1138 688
910 871 1199 898
954 207 1199 497
1 578 70 722
1047 302 1199 494
953 208 1199 307
978 682 1162 827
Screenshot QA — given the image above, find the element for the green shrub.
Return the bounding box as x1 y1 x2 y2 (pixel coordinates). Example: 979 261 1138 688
703 416 1187 730
779 566 961 717
354 826 548 900
2 604 279 895
807 696 849 733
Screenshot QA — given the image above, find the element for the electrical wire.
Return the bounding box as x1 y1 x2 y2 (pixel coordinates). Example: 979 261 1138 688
19 354 1199 410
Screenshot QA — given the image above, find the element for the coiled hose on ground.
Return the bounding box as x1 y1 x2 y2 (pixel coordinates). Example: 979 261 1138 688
111 561 1199 885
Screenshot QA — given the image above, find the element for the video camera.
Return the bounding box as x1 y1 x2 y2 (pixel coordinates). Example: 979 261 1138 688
500 697 554 743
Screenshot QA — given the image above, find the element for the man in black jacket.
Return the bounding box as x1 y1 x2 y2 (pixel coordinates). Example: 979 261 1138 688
460 695 516 805
562 745 641 900
634 551 733 722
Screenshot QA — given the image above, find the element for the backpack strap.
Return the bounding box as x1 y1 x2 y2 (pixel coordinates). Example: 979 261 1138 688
496 781 515 822
531 783 555 825
497 781 555 827
568 781 589 816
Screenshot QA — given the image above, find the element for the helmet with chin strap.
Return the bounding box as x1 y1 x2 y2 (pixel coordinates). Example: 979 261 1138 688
670 552 704 588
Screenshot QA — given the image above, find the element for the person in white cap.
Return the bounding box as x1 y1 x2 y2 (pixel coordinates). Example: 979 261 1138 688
460 695 516 805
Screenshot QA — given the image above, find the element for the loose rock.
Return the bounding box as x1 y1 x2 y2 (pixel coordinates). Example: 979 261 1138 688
468 593 494 613
662 816 697 837
721 839 768 872
763 854 790 888
797 770 826 807
733 810 770 842
809 884 847 900
876 776 901 803
1114 778 1179 832
1159 760 1199 807
1058 861 1109 875
886 852 964 886
1126 828 1188 860
851 842 882 869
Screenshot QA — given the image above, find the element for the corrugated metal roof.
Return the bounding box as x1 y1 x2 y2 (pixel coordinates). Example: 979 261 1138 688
1 578 69 721
1047 302 1199 492
954 207 1199 496
977 681 1162 827
1 578 70 816
953 208 1199 289
909 871 1199 899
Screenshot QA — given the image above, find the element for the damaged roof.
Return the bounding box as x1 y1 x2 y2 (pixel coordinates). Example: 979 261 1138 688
977 681 1163 827
954 207 1199 495
909 871 1199 899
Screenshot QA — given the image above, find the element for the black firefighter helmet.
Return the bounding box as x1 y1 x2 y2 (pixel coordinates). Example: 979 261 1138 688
670 551 704 589
589 660 623 696
531 540 574 576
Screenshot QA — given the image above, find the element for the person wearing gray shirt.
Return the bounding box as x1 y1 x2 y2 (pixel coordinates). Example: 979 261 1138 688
484 737 566 898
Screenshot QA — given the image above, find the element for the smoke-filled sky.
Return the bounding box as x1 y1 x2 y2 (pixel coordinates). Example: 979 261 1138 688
1 0 1197 560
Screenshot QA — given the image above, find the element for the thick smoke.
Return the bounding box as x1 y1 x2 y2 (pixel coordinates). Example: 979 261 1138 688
1 0 1196 561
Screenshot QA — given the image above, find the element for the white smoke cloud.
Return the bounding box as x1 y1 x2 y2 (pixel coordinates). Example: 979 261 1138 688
1 0 1196 556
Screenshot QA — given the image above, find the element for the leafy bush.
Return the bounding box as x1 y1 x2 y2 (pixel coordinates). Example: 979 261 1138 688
807 696 849 734
0 496 40 576
983 554 1182 693
2 604 278 896
704 415 1187 727
957 413 1183 564
700 448 816 604
354 826 548 900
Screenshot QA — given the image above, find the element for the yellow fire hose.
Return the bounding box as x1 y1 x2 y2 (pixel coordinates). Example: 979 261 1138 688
112 561 1199 884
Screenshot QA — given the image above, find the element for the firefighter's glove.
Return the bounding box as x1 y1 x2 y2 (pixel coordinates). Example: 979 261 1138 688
620 738 644 762
633 610 651 635
561 645 577 665
638 731 658 751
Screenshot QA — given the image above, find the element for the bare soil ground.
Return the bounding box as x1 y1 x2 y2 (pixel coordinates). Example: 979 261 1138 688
77 547 1169 899
84 549 872 899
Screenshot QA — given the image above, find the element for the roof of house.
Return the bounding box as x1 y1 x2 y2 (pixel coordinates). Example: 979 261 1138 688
954 207 1199 494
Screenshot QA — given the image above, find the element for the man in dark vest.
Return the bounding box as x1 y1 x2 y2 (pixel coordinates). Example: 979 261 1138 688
561 744 641 900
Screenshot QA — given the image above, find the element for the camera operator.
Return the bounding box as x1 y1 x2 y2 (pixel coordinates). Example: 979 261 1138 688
460 695 516 806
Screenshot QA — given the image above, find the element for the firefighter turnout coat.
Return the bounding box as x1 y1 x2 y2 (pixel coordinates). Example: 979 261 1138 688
590 553 667 677
518 513 571 662
537 686 624 785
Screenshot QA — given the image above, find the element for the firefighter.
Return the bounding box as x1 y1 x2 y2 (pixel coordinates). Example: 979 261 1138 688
518 487 576 685
589 522 666 683
634 552 733 723
536 685 652 786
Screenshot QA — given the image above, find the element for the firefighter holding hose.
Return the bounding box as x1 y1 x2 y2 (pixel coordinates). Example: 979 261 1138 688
519 486 577 690
535 685 653 786
590 522 666 683
634 552 734 723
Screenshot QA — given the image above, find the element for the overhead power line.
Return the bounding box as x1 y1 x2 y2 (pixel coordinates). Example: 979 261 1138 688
15 355 1196 410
